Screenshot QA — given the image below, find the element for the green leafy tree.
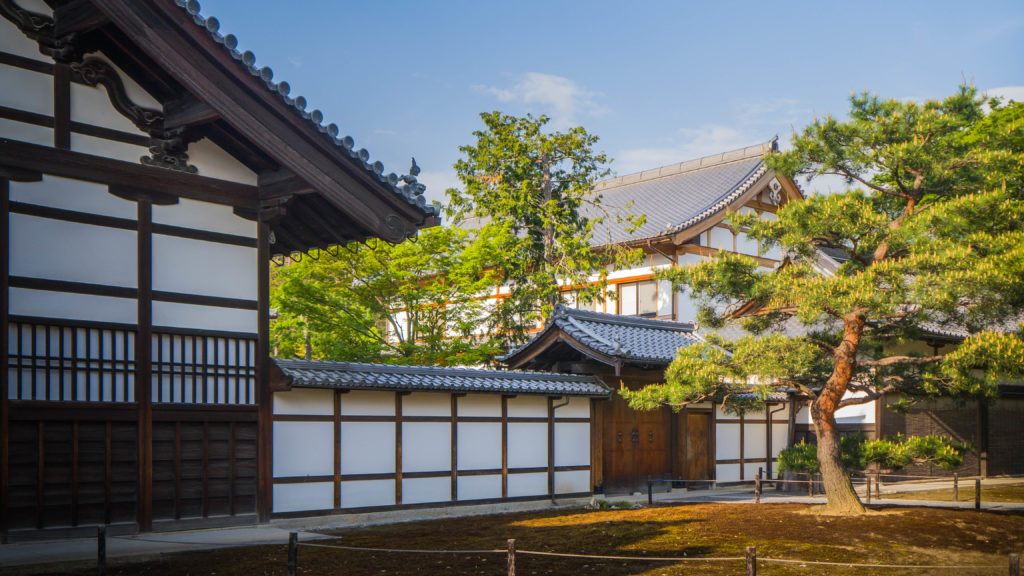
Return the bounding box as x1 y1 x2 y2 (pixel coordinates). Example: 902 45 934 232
271 226 502 365
623 87 1024 514
447 112 643 345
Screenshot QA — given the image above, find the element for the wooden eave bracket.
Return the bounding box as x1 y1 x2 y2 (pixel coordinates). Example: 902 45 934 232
268 359 292 392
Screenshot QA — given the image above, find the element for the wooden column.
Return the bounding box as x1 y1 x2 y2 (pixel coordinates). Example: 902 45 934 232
501 396 509 498
395 393 404 505
256 222 272 521
739 412 745 481
450 394 460 501
547 397 555 497
53 63 71 150
765 407 772 478
333 390 341 510
136 200 153 532
978 400 989 478
1 178 9 543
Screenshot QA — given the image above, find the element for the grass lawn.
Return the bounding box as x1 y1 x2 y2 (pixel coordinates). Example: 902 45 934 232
882 482 1024 503
6 502 1024 576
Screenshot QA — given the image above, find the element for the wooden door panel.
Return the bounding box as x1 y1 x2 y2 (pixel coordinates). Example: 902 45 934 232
684 412 711 481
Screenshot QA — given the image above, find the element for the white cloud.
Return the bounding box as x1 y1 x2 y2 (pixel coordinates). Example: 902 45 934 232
473 72 609 129
984 85 1024 104
415 169 460 206
615 124 763 175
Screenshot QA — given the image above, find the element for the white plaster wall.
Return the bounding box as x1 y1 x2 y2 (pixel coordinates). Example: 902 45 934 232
554 423 589 467
507 423 547 468
553 396 590 418
457 474 501 501
716 422 741 460
341 390 395 416
273 388 333 415
0 17 50 61
341 480 394 508
341 422 394 474
555 470 590 494
456 422 500 470
736 231 759 256
456 394 500 417
0 117 52 146
151 301 256 334
771 423 789 461
743 462 764 480
152 235 257 300
618 283 637 315
273 421 332 477
676 292 698 323
507 472 547 498
835 392 875 424
70 81 146 135
401 477 449 505
657 279 672 316
402 422 450 473
403 392 450 417
273 482 332 514
70 133 148 164
716 463 741 482
187 138 258 185
0 65 52 115
11 213 137 286
744 424 767 460
708 227 734 251
11 176 137 218
9 288 136 324
152 198 257 238
507 396 547 417
796 404 811 424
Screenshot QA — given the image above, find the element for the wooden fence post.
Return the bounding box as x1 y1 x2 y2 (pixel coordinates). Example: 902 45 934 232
975 478 982 510
866 477 871 505
507 538 516 576
755 469 762 504
953 473 959 501
1009 553 1020 576
97 525 106 576
647 476 653 506
746 545 757 576
875 473 881 500
808 473 813 496
287 532 297 576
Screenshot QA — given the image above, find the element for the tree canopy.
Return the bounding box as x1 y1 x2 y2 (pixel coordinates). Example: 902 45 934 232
446 112 643 345
623 86 1024 514
270 225 502 366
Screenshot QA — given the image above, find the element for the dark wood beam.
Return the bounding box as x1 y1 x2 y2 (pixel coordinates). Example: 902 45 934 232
163 95 218 131
258 169 315 201
53 0 108 37
0 139 258 208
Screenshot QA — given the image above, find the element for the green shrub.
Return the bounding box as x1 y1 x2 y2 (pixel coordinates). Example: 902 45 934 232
778 434 968 474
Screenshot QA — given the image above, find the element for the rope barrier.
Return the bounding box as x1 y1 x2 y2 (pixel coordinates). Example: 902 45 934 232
295 541 1003 569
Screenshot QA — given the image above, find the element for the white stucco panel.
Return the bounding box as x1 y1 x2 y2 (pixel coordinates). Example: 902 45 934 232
553 396 590 418
151 301 256 334
273 482 332 514
70 133 148 164
507 423 547 468
341 480 395 508
457 394 501 417
341 422 395 474
273 421 333 477
187 138 259 185
341 390 395 416
0 65 52 115
507 396 547 418
457 474 501 501
152 235 257 300
0 118 52 147
716 463 741 483
10 213 138 287
554 423 589 467
403 392 451 417
401 477 449 505
273 388 333 416
456 422 500 470
715 422 741 460
9 288 136 324
507 472 547 498
0 18 50 61
11 176 137 219
554 470 590 494
152 197 257 238
402 422 450 473
744 423 767 460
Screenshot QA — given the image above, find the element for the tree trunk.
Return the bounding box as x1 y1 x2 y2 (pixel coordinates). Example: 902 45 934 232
811 407 865 514
810 310 868 514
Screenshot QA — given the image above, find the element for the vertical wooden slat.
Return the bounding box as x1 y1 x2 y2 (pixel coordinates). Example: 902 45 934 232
450 394 458 502
190 335 198 403
70 327 78 401
228 422 236 516
1 178 8 543
53 63 71 149
104 422 111 526
58 326 66 401
501 396 508 499
44 325 51 400
256 222 272 521
17 323 24 400
31 322 38 400
72 421 79 527
202 421 209 518
333 390 341 510
201 336 208 404
394 392 403 505
122 329 129 402
98 328 105 401
84 327 91 401
36 422 44 529
174 422 181 520
212 338 220 404
136 200 153 532
739 412 745 481
547 397 555 497
234 339 241 404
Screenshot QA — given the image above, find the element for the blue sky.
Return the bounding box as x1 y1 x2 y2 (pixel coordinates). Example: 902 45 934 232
199 0 1023 204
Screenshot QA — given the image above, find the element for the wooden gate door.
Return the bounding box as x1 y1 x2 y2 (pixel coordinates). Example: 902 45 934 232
602 393 672 492
683 411 712 486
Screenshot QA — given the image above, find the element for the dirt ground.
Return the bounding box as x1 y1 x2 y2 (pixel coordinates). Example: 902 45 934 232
883 482 1024 503
7 502 1024 576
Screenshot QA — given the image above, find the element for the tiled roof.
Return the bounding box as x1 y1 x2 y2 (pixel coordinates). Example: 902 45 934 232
172 0 439 218
273 358 611 397
589 139 778 246
502 305 704 366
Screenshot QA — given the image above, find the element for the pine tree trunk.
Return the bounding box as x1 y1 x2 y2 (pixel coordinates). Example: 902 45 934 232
811 406 865 514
